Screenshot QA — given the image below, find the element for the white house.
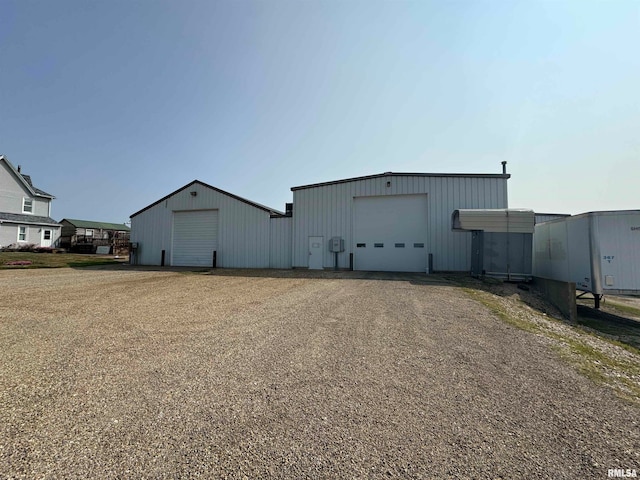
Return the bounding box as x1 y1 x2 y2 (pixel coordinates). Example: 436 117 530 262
0 155 61 248
130 167 510 272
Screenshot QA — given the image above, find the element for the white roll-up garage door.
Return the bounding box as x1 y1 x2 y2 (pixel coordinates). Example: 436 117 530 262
172 210 218 266
353 195 427 272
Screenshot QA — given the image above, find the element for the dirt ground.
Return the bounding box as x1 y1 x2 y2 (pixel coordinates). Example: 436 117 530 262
1 267 638 479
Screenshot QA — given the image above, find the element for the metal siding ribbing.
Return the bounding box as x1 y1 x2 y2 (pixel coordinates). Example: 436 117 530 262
293 175 508 271
269 217 292 268
131 183 271 267
172 210 218 266
130 202 172 266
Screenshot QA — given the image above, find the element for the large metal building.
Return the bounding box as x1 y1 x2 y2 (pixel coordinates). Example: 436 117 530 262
291 171 509 272
130 180 286 268
130 167 510 272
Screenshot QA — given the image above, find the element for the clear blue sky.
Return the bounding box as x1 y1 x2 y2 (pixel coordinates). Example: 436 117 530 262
1 0 638 223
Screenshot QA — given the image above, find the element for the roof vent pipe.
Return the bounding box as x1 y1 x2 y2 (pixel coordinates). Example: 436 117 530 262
501 161 507 174
17 165 21 173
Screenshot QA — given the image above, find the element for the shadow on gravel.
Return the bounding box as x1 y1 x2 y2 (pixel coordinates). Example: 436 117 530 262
203 268 453 287
443 274 564 314
74 263 453 286
576 305 640 351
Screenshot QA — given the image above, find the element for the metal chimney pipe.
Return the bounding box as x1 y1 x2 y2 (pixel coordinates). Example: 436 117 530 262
501 161 507 174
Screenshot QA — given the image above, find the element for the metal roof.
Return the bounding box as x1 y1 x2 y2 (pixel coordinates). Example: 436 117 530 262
130 180 283 218
0 212 61 226
61 219 131 231
291 171 511 191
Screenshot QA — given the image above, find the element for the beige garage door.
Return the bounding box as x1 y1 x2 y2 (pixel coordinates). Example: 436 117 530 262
172 210 218 266
353 194 427 272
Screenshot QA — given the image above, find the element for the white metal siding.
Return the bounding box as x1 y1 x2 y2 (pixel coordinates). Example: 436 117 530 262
172 210 218 266
596 213 640 292
533 221 570 282
533 211 640 294
353 194 427 272
131 183 272 267
534 215 594 292
269 217 292 268
292 175 508 271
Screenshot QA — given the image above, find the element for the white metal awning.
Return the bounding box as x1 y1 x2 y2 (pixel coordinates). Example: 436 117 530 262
451 209 535 233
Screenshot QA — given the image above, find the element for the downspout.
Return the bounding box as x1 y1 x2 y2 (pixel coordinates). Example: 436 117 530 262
506 209 511 281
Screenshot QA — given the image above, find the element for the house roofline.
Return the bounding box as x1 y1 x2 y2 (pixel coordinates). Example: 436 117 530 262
130 180 283 218
0 155 55 199
0 216 61 228
291 171 511 191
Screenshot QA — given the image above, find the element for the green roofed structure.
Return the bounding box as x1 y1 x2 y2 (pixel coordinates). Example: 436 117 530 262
59 218 130 254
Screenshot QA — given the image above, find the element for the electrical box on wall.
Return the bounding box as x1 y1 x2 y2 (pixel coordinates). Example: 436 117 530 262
329 237 344 252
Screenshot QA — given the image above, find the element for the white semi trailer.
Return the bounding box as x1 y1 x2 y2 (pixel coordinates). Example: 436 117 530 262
533 210 640 308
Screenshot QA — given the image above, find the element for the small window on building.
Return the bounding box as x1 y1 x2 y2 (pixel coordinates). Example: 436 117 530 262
356 243 366 248
43 230 52 240
18 226 27 242
86 229 94 237
413 243 424 248
22 198 33 213
374 243 384 248
395 243 405 248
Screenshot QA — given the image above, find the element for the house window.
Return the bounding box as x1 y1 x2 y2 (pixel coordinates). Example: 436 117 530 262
22 198 33 214
18 226 27 242
86 229 94 237
43 230 52 240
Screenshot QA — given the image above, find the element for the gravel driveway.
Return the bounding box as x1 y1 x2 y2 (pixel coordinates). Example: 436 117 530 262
1 267 638 479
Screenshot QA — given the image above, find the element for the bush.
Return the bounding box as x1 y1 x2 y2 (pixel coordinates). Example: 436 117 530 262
1 243 35 252
0 243 53 253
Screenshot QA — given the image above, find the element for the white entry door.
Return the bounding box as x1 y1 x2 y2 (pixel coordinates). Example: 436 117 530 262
41 229 52 247
308 236 324 270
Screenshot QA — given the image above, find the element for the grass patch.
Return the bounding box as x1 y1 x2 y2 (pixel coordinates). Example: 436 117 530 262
604 301 640 318
460 283 640 404
0 252 125 269
462 287 540 334
550 338 640 402
576 316 640 352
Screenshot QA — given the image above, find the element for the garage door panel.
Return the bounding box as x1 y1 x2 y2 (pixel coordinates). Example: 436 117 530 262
354 195 427 272
172 210 218 266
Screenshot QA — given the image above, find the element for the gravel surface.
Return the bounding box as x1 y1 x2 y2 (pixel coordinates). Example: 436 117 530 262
1 267 638 479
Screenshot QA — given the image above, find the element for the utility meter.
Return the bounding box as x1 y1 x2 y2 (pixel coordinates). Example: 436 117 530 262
329 237 344 252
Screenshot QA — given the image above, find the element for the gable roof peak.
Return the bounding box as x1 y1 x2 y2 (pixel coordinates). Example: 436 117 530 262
0 155 55 198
